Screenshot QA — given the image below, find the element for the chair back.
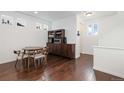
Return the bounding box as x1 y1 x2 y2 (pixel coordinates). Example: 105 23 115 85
43 47 49 55
13 50 21 56
33 47 48 55
14 50 25 56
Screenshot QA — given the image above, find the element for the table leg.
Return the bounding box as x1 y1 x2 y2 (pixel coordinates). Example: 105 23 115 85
28 57 30 70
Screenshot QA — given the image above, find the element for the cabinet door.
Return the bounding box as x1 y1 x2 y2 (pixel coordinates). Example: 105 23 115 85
54 44 61 55
52 44 56 54
69 44 75 58
61 44 67 57
62 44 75 58
67 44 75 58
47 43 52 53
67 45 71 57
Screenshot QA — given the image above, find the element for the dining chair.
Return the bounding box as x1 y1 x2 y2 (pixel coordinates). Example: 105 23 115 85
13 50 28 68
31 47 48 68
25 50 37 70
42 47 49 64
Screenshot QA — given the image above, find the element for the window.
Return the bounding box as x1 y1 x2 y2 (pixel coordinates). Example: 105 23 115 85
87 23 99 35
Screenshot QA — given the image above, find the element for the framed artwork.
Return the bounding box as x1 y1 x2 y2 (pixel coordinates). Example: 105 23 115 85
16 18 26 27
36 23 43 30
1 15 13 25
43 24 48 31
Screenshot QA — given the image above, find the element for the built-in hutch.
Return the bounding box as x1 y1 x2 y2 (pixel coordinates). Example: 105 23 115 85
47 29 75 58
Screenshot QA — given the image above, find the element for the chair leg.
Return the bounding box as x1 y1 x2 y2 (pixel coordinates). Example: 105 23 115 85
38 59 40 66
34 59 37 69
24 59 26 68
22 58 26 69
41 58 44 66
40 58 43 65
37 58 42 67
15 59 18 68
28 57 30 70
21 58 24 69
44 56 47 65
39 58 42 65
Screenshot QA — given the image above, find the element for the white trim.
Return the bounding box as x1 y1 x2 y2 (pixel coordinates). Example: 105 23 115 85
93 67 124 78
81 51 93 55
0 59 15 64
94 46 124 50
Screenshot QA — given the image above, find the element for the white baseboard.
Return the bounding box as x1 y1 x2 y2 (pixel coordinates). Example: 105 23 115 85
0 58 15 64
81 52 93 56
93 66 124 78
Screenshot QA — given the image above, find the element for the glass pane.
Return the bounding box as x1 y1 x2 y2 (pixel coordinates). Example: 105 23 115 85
87 24 98 35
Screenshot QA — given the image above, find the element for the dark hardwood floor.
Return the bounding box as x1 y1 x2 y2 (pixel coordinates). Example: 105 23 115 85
0 54 123 81
95 70 124 81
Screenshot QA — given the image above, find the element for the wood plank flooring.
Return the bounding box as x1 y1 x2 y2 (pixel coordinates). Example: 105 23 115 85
95 70 124 81
0 54 123 81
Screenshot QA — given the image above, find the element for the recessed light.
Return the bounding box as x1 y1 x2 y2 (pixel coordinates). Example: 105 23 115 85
83 11 94 17
34 11 38 14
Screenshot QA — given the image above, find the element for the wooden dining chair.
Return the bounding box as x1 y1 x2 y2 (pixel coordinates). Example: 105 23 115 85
13 50 28 68
42 47 49 64
31 47 48 68
25 50 37 70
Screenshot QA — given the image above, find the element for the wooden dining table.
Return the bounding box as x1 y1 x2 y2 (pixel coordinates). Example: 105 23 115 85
22 46 43 70
22 47 43 51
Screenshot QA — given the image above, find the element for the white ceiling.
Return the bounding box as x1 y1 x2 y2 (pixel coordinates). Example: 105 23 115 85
19 11 118 22
19 11 80 22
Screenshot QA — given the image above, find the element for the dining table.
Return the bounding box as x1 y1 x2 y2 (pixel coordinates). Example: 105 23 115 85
22 46 43 51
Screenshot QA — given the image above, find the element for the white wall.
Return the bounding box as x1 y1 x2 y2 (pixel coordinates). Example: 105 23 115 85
80 18 100 55
93 12 124 78
80 13 120 55
0 11 51 64
80 22 99 55
52 15 77 44
76 14 83 58
98 12 124 48
94 46 124 78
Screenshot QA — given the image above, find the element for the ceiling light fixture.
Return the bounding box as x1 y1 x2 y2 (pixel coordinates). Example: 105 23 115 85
83 11 94 17
34 11 38 14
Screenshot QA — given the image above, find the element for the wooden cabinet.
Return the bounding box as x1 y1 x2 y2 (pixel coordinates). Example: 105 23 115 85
47 43 61 54
47 43 75 58
47 29 75 58
54 44 62 55
61 44 75 58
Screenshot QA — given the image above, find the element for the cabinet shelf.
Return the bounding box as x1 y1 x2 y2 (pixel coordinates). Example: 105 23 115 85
48 29 65 43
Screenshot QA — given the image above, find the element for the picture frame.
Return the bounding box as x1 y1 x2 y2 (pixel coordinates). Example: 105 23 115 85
1 15 13 25
36 22 43 30
16 18 26 27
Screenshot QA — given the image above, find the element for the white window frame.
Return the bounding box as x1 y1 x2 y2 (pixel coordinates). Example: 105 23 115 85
87 23 99 35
